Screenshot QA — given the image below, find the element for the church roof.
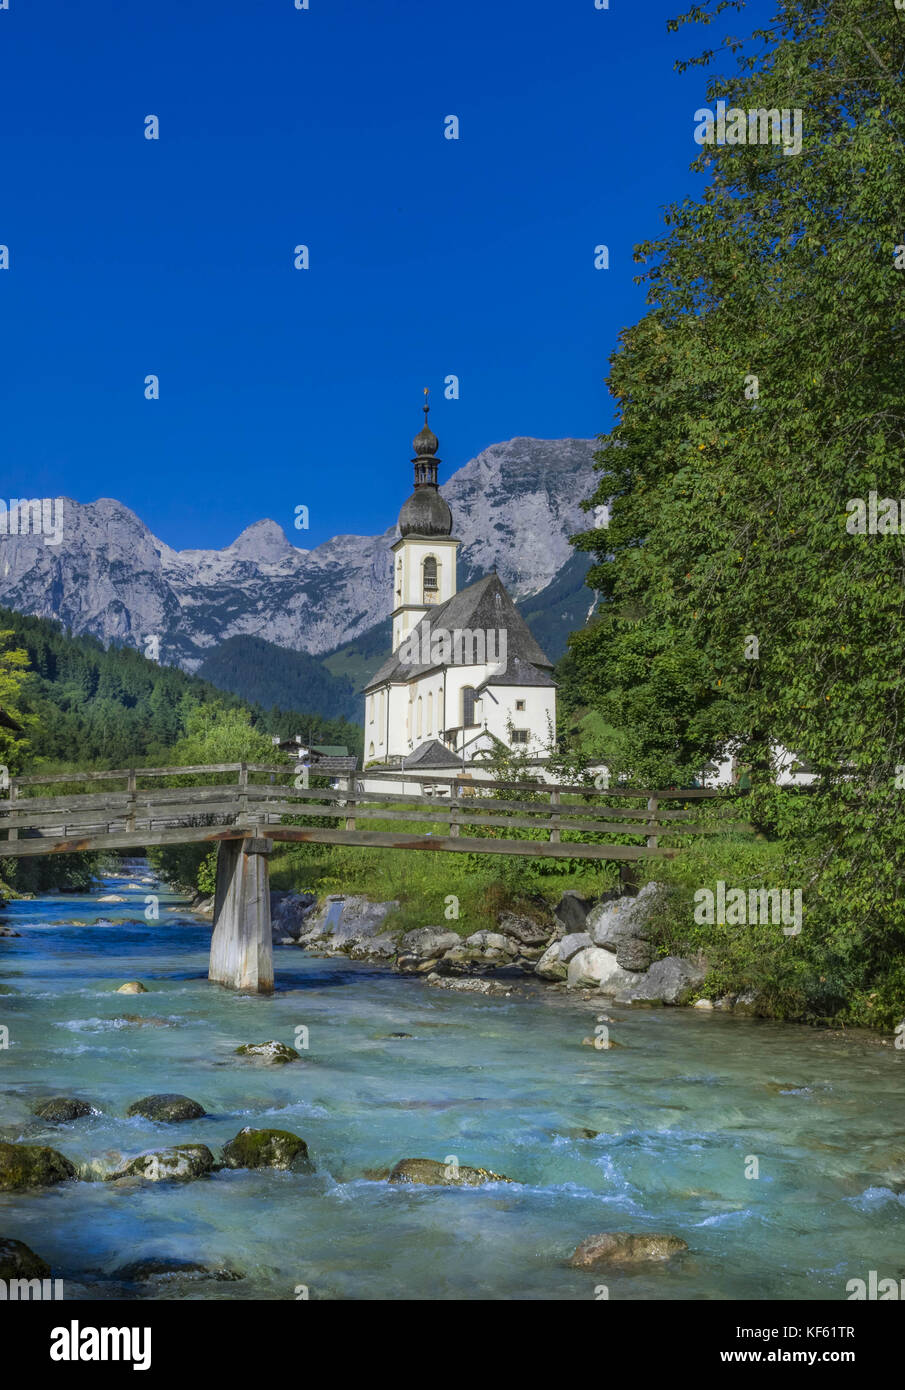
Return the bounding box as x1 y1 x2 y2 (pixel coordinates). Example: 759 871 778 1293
364 573 555 690
403 739 464 769
475 654 556 691
398 487 453 538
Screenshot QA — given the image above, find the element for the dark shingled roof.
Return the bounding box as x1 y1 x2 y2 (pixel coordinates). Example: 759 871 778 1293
364 573 554 691
398 487 453 538
475 654 556 691
402 739 464 769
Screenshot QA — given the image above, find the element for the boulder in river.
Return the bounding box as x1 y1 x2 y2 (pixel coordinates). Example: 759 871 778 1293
97 894 127 903
0 926 21 938
495 912 553 950
611 955 707 1006
126 1094 206 1122
395 927 461 972
567 946 642 993
108 1144 215 1183
113 1257 244 1282
220 1127 311 1171
426 973 513 997
32 1097 98 1123
116 981 148 994
234 1040 301 1065
0 1140 77 1190
0 1237 51 1280
569 1231 688 1266
388 1157 513 1186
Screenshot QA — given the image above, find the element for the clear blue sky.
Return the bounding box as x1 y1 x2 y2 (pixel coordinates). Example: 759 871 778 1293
0 0 768 552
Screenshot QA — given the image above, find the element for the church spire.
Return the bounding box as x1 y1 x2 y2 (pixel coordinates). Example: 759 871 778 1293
412 387 440 487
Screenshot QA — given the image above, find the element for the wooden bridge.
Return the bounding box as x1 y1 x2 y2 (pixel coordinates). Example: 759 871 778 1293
0 763 744 995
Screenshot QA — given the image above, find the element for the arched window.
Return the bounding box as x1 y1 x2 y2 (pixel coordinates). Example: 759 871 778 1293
422 555 438 604
462 686 476 727
368 742 375 759
378 690 385 727
438 688 444 733
426 690 433 733
416 696 423 738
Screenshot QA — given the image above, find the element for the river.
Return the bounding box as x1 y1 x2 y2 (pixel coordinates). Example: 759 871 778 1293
1 865 902 1300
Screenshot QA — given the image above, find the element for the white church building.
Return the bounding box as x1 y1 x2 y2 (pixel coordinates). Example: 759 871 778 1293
362 401 556 780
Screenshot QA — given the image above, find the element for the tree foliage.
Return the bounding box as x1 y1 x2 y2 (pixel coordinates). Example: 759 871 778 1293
565 0 905 1024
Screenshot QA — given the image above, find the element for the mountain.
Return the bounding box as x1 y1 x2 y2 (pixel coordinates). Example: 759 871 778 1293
195 635 361 721
0 438 600 666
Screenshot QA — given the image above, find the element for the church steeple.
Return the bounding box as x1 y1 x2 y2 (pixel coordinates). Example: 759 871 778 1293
391 393 460 652
397 390 453 538
412 388 440 487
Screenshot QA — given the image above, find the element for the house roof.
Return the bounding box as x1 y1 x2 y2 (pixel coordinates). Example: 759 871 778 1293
364 573 554 691
402 739 464 769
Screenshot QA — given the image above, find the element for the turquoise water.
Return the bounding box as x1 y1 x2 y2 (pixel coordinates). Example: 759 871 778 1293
1 866 903 1301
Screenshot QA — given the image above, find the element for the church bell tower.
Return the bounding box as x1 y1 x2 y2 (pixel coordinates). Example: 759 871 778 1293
391 391 460 652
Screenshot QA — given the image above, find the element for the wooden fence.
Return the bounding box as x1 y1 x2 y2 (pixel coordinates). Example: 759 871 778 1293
0 763 751 862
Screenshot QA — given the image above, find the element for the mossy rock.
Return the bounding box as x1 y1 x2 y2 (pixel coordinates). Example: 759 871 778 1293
113 1258 244 1283
234 1041 301 1065
116 981 148 994
388 1157 513 1187
220 1127 311 1171
32 1097 98 1123
0 1237 51 1280
126 1094 206 1123
0 1141 77 1191
108 1144 216 1183
569 1232 688 1267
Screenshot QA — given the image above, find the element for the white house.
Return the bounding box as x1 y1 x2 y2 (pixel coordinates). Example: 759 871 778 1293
362 401 557 779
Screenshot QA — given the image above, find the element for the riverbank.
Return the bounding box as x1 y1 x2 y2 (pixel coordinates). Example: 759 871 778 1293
2 873 905 1300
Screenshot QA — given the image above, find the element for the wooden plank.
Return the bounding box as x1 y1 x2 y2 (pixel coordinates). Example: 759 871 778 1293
0 822 676 861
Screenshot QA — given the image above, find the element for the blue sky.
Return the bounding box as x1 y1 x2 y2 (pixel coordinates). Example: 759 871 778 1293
0 0 768 552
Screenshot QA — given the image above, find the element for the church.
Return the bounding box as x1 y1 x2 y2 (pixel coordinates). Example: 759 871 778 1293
363 400 557 774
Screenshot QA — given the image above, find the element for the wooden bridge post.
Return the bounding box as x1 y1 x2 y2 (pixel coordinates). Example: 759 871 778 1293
126 770 137 832
549 787 561 844
344 774 356 831
208 835 274 994
646 796 659 849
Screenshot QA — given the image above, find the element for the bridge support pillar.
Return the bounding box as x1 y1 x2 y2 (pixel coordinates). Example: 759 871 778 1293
208 836 274 994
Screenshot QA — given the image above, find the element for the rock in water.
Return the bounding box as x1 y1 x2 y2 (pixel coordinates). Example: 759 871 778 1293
107 1145 216 1183
220 1127 311 1171
32 1097 98 1123
113 1258 244 1282
388 1158 513 1187
0 1141 77 1191
234 1040 301 1065
126 1094 206 1122
116 981 148 994
0 1237 51 1279
568 1232 688 1267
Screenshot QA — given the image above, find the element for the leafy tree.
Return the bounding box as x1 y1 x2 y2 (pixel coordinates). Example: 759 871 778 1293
567 0 905 1024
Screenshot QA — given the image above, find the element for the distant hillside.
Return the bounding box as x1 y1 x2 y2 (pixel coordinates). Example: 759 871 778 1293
0 607 363 769
196 635 360 722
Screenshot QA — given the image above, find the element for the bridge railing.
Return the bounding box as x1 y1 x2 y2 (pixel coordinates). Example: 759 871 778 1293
0 762 754 861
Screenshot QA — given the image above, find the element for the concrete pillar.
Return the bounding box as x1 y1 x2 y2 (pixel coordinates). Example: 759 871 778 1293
208 836 274 994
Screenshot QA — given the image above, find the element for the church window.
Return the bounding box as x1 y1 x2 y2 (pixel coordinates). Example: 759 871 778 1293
378 690 385 727
416 696 423 738
368 743 375 759
462 686 476 727
510 729 529 745
422 555 438 604
515 699 525 712
427 690 433 733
